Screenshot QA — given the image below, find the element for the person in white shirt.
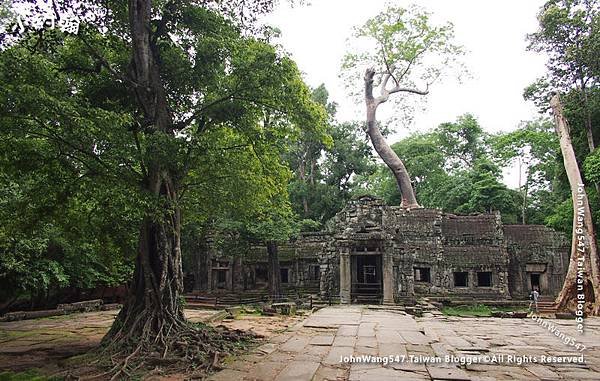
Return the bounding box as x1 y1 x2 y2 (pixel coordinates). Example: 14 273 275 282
529 288 539 313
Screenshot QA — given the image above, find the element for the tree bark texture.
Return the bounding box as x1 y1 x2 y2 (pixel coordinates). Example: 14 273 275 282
364 68 419 208
103 0 186 346
267 241 282 300
551 94 600 316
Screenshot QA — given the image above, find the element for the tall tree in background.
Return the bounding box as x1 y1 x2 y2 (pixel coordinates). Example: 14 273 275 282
528 0 599 153
342 5 464 208
525 0 600 314
551 95 600 315
527 0 600 202
289 85 335 218
491 120 561 224
288 85 375 225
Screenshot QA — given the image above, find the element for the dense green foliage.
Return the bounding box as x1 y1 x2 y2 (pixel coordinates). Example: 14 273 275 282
0 5 327 307
287 85 376 227
363 115 522 223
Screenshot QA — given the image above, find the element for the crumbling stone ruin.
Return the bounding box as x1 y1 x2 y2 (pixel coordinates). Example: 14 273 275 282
189 196 569 303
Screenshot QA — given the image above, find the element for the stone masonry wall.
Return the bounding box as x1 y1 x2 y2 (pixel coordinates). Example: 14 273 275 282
189 196 568 302
503 225 570 298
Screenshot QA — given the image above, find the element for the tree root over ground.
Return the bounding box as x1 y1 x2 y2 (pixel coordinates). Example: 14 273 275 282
62 322 259 380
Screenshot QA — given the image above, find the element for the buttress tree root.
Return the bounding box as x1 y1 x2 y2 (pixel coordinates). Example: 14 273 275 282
77 312 257 380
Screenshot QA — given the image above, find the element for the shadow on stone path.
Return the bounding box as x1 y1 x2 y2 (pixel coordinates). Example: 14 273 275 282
209 306 600 381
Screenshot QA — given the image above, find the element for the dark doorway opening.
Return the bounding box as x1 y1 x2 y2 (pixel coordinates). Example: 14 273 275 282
453 272 468 287
280 268 289 284
414 267 431 283
477 271 492 287
215 270 227 289
351 254 382 303
308 264 320 281
530 273 540 290
255 265 268 285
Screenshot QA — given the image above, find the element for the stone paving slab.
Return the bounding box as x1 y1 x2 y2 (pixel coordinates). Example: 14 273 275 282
338 325 359 336
426 364 471 380
349 366 429 381
323 345 355 366
333 335 356 347
279 335 310 353
313 364 349 381
524 364 561 380
275 360 321 381
211 306 600 381
310 335 335 346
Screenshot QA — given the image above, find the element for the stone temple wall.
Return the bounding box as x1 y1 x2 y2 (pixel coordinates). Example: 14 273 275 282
503 225 570 299
320 197 512 301
189 196 569 302
188 232 330 293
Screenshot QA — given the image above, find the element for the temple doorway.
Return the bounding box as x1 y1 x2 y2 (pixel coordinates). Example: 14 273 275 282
351 253 382 303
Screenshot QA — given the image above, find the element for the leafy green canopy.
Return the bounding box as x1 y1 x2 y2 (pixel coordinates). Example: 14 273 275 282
341 4 464 123
362 114 522 222
0 6 327 302
286 85 376 227
528 0 599 91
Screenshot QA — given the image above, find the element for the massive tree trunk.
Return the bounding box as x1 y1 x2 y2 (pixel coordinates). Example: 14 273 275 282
364 68 419 208
267 241 282 299
102 0 186 349
551 94 600 317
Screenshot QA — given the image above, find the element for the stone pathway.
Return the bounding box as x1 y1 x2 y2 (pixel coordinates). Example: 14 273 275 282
209 306 600 381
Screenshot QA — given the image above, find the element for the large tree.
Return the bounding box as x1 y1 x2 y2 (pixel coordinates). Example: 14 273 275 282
0 0 325 376
342 5 463 208
524 0 600 314
551 95 600 316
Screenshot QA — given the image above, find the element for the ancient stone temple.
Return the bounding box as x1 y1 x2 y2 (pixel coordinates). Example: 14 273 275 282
189 196 570 303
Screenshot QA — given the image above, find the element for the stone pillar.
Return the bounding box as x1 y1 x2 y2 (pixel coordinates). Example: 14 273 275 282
339 250 351 304
383 253 394 304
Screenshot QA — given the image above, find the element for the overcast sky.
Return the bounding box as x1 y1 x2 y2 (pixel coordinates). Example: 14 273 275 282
262 0 550 188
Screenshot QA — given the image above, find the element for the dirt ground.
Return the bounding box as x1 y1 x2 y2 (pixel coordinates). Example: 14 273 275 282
0 308 306 379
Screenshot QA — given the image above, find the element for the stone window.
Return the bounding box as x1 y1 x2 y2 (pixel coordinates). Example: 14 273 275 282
414 267 431 283
280 268 289 283
453 272 468 287
477 271 492 287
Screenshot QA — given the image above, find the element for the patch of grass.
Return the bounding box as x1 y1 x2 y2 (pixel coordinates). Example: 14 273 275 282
441 304 526 317
240 309 264 316
42 314 72 321
1 328 76 340
0 370 61 381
